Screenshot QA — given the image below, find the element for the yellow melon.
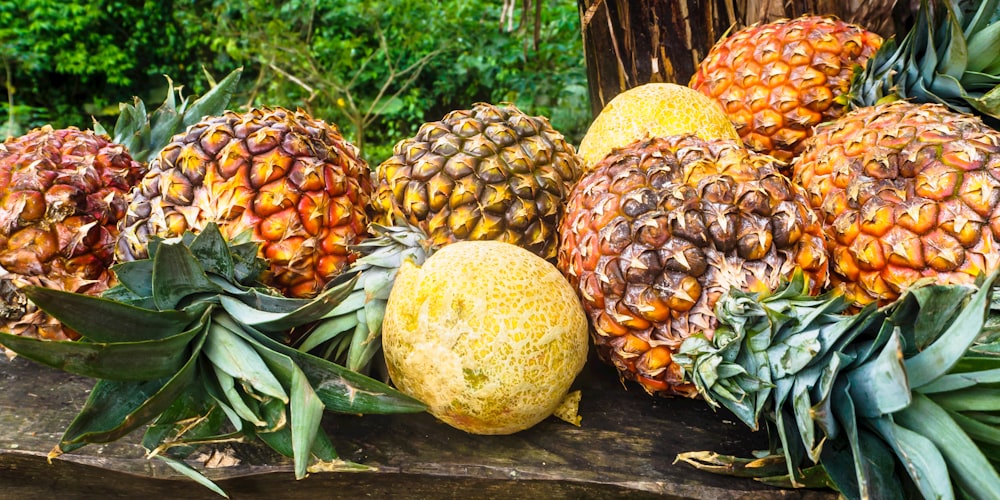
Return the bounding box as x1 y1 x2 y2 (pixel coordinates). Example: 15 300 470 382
577 83 739 169
381 240 589 435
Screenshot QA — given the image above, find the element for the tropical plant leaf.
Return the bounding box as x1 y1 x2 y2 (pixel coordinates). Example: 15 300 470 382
111 259 156 298
152 241 224 310
188 223 237 281
847 329 911 418
0 324 201 381
22 286 208 342
143 378 229 459
156 455 230 499
58 329 205 451
905 276 994 388
204 319 287 403
213 314 424 414
894 392 1000 499
869 416 954 500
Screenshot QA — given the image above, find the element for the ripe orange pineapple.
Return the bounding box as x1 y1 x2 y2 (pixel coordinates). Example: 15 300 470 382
792 1 1000 307
557 135 829 396
0 127 146 340
793 101 1000 306
690 15 882 164
116 107 371 298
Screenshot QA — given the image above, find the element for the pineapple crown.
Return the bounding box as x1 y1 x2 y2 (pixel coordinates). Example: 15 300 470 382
0 223 424 497
675 270 1000 499
847 0 1000 126
95 68 243 164
295 219 434 375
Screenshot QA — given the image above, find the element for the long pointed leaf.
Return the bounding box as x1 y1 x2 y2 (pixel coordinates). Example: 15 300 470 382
906 274 995 388
181 68 241 130
22 286 207 342
58 327 207 450
895 392 1000 499
214 315 424 414
0 324 200 381
188 223 236 281
847 329 911 417
869 417 954 500
155 455 229 499
220 273 359 333
204 319 287 403
152 242 223 310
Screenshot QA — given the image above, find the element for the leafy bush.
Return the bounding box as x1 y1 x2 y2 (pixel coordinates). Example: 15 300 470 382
2 0 587 166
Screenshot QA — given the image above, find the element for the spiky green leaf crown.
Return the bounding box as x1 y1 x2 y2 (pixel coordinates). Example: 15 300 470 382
0 223 424 497
675 271 1000 499
94 67 243 164
848 0 1000 126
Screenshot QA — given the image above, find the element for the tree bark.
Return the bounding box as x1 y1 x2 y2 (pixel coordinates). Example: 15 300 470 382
578 0 902 117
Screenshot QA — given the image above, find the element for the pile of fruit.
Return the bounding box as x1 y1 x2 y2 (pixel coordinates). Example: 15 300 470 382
1 0 999 498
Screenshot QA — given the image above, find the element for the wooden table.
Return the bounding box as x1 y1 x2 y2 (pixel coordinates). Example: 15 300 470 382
0 353 833 499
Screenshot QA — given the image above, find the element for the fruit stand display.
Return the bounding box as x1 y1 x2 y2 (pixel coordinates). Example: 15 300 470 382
2 1 1000 499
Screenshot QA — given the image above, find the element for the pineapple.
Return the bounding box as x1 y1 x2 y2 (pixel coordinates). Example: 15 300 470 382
689 15 883 164
371 102 583 260
792 101 1000 307
296 102 584 373
556 135 829 396
116 107 372 299
793 0 1000 307
0 127 144 340
0 70 241 342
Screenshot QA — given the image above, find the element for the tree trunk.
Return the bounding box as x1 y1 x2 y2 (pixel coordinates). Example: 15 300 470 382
578 0 903 117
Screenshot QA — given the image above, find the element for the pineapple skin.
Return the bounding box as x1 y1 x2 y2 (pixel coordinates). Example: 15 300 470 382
557 135 829 397
690 15 882 164
372 102 584 260
116 107 372 299
793 101 1000 307
0 126 146 340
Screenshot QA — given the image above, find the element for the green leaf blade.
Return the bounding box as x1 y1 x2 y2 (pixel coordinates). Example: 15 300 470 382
22 286 207 342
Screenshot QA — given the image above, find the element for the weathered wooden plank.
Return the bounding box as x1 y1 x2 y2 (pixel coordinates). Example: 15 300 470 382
0 354 834 498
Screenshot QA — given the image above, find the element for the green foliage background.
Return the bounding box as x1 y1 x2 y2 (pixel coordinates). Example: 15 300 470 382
1 0 589 165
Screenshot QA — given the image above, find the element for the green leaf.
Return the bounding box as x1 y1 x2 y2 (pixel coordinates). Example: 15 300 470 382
110 259 155 298
297 313 357 353
155 455 229 499
59 328 206 450
869 416 954 500
220 272 358 333
966 19 1000 72
947 409 1000 446
181 67 242 131
919 367 1000 393
894 392 1000 499
906 284 973 351
287 357 325 479
22 286 208 342
212 364 266 427
0 323 202 381
930 388 1000 412
215 315 424 414
204 318 288 403
847 329 911 417
905 275 995 389
152 241 224 310
188 223 236 281
826 381 903 499
143 378 228 458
